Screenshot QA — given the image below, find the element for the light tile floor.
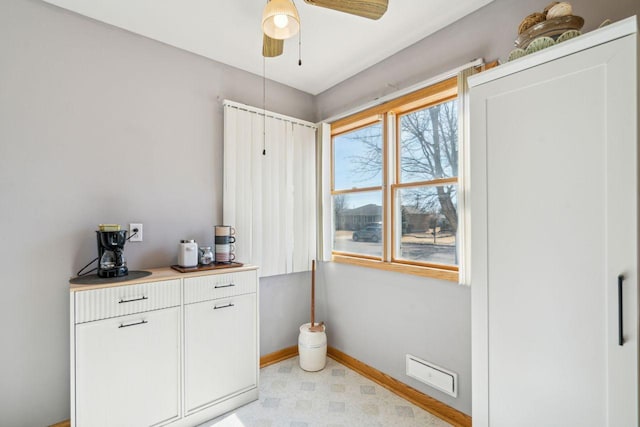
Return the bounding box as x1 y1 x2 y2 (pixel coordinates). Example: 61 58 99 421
200 356 451 427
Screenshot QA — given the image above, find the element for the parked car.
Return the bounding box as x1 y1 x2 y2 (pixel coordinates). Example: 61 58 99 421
352 222 382 242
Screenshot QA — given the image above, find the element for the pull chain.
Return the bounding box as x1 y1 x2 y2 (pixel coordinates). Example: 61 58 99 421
298 27 302 66
262 57 266 156
263 0 268 156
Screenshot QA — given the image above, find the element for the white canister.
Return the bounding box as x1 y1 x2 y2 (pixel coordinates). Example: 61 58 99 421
298 323 327 372
178 239 198 267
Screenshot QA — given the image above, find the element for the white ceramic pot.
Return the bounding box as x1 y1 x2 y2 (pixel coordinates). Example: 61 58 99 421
298 323 327 372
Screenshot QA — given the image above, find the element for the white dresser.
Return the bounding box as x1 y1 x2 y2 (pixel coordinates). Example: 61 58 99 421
469 17 638 427
69 266 259 427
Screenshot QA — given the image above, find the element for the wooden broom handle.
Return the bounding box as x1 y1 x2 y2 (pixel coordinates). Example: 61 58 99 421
311 260 316 327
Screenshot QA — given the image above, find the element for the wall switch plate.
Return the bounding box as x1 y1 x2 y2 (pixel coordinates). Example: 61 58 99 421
129 223 143 242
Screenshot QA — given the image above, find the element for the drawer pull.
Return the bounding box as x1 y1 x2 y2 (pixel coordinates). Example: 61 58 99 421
214 303 235 310
118 320 148 329
214 283 236 289
618 274 625 346
119 296 148 304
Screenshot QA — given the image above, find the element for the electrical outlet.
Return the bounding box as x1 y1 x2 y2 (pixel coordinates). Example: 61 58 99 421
129 223 143 242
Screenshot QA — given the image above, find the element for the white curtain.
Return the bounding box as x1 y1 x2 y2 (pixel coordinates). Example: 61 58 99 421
457 66 479 286
318 122 332 262
223 100 317 277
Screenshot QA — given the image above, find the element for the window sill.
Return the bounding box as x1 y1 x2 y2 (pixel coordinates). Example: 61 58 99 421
332 254 459 283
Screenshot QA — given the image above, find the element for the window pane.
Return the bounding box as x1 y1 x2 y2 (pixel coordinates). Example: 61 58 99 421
333 191 382 258
333 123 383 190
399 99 458 183
396 185 457 266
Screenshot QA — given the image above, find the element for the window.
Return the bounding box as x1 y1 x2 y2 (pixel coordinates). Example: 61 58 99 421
332 120 384 259
330 77 459 281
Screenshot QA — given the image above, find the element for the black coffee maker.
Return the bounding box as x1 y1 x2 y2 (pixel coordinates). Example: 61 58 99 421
96 230 128 278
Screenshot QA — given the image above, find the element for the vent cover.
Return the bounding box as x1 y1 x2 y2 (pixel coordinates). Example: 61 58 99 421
406 354 457 397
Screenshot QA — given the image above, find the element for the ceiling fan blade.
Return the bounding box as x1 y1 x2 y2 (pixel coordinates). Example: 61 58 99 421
263 34 284 57
303 0 388 20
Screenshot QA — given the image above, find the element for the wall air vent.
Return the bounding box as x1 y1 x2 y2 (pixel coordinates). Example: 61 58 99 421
406 354 457 397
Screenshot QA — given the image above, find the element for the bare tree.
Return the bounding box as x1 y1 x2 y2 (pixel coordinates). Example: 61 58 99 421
333 194 347 229
334 194 347 214
344 124 384 184
343 100 459 233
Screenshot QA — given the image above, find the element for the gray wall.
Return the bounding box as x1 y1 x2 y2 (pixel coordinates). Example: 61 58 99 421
0 1 313 426
260 271 321 355
317 262 470 411
314 0 640 416
315 0 640 120
2 0 639 425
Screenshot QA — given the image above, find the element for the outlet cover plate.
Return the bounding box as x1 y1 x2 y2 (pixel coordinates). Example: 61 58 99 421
129 223 143 242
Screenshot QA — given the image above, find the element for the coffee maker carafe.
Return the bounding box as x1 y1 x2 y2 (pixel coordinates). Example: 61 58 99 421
96 230 128 278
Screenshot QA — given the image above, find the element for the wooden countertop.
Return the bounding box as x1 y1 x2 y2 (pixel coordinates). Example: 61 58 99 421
69 265 258 292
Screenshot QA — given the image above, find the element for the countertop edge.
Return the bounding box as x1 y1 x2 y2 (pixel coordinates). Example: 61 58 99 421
69 265 259 292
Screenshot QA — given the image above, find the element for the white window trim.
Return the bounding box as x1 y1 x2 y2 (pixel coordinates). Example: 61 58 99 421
318 122 332 262
322 59 483 124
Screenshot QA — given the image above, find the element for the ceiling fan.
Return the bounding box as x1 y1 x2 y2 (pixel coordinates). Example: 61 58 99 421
261 0 389 58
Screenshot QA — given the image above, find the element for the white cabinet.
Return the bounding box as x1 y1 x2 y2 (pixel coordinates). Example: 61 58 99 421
70 266 259 427
184 293 257 413
469 18 638 427
75 307 181 427
183 270 258 415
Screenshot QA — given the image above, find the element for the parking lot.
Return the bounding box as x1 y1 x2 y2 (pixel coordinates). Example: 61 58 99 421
333 230 457 265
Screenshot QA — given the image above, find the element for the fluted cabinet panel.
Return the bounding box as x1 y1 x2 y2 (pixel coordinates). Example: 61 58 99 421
74 279 181 323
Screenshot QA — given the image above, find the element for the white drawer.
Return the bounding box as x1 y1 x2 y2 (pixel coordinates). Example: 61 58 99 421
74 279 181 323
184 270 257 304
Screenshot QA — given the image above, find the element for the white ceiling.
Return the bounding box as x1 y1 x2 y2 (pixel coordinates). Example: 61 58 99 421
42 0 495 95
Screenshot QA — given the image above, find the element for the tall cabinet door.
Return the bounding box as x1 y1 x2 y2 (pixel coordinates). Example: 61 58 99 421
75 307 181 427
184 293 257 413
470 33 637 426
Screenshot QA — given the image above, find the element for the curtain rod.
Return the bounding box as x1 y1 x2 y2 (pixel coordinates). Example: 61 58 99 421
223 99 318 130
321 58 484 124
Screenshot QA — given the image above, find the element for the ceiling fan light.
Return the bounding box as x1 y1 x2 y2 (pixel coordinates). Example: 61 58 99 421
273 14 289 29
262 0 300 40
